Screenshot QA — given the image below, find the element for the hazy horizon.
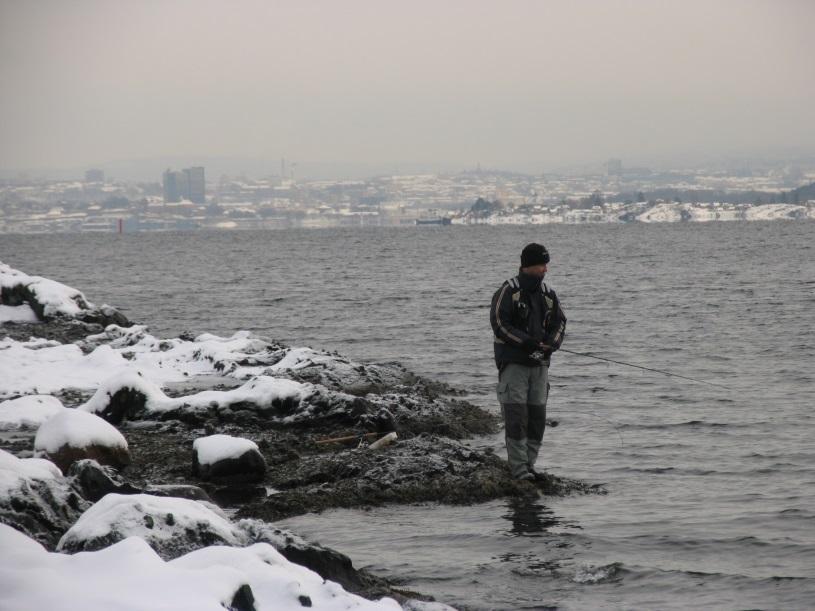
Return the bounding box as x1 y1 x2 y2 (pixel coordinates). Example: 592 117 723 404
2 0 814 180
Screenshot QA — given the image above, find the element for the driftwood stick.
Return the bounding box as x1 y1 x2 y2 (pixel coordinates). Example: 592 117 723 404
315 432 379 445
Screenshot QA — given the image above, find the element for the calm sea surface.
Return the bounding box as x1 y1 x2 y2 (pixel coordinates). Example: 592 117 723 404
3 222 814 610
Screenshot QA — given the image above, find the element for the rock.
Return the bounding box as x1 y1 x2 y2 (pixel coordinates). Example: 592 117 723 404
3 524 397 611
34 409 130 473
143 484 211 502
228 584 257 611
0 262 130 327
57 493 246 559
237 518 387 595
192 434 266 483
67 459 141 502
0 395 65 431
238 434 604 521
0 449 89 549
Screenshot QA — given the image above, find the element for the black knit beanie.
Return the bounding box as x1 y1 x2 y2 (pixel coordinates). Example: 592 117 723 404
521 243 550 267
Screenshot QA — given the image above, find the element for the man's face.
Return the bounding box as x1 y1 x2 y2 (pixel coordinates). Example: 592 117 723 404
524 263 548 279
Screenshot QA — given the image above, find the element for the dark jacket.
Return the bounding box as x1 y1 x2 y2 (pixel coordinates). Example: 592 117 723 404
490 272 567 369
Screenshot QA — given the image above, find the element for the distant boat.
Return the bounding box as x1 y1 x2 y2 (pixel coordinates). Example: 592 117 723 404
415 217 452 226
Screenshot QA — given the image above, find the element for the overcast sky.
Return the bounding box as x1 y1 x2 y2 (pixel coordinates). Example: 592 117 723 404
1 0 813 177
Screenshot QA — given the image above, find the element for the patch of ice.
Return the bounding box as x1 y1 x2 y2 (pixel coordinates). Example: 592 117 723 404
193 435 260 466
34 409 127 454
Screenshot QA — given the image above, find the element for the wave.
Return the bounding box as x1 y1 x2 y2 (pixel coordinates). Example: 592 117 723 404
572 562 627 584
618 420 763 431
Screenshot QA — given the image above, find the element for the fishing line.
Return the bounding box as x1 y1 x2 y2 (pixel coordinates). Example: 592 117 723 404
558 348 731 390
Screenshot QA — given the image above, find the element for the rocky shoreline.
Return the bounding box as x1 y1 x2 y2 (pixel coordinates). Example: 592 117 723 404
0 261 603 610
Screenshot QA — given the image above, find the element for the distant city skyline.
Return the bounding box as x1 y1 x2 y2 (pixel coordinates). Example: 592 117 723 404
2 1 814 178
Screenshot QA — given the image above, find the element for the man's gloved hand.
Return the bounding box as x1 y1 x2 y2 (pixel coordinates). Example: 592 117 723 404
530 343 553 362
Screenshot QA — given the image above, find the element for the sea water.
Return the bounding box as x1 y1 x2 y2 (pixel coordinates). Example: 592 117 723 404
3 221 814 609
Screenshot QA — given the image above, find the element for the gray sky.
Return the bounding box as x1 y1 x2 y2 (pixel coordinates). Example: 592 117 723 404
1 0 814 177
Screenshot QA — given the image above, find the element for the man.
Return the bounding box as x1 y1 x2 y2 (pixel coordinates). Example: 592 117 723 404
490 243 566 481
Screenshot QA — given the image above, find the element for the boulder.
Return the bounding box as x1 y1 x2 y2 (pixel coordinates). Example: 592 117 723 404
0 449 88 549
0 395 65 431
238 518 386 595
0 262 129 326
143 484 211 502
193 434 267 483
57 493 245 559
67 459 140 502
3 524 400 611
34 409 130 473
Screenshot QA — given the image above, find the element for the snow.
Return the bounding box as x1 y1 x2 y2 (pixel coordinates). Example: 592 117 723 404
637 202 683 223
57 493 244 551
34 409 128 454
0 395 65 430
80 372 312 419
0 340 130 399
1 524 401 611
268 346 334 371
0 449 61 496
0 303 38 322
0 326 280 400
0 260 94 318
79 369 170 413
193 434 260 466
745 203 804 221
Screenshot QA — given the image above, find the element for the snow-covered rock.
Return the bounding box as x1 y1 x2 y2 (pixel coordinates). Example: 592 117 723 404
263 346 409 394
57 493 245 559
81 371 366 427
192 434 266 483
2 523 400 611
0 449 89 548
34 409 130 473
237 518 377 596
0 260 128 325
0 394 65 431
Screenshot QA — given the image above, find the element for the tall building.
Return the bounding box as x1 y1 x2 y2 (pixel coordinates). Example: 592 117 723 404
163 169 182 203
606 158 623 176
184 167 205 203
163 166 205 203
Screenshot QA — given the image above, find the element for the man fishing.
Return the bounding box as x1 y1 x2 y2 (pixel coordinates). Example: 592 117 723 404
490 243 566 481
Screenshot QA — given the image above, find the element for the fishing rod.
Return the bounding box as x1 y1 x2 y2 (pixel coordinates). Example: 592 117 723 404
555 348 730 389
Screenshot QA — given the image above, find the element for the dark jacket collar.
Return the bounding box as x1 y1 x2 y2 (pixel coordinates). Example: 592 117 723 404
517 271 542 292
